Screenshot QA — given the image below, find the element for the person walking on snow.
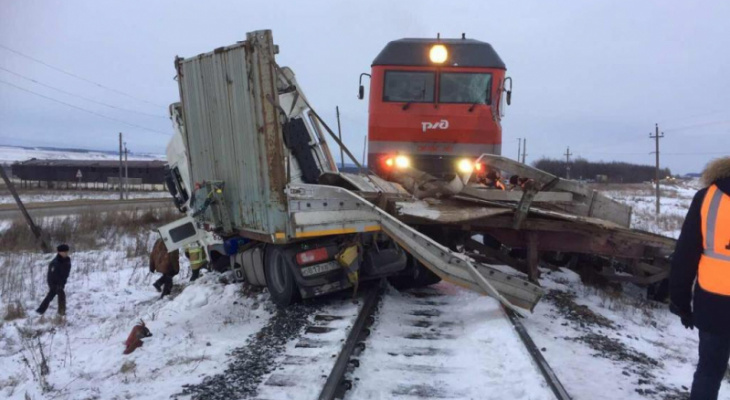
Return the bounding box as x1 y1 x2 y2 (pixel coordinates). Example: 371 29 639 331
149 238 180 298
670 156 730 400
36 244 71 316
185 242 208 282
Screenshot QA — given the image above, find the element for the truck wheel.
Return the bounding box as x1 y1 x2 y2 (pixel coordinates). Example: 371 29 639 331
264 246 300 306
388 255 441 290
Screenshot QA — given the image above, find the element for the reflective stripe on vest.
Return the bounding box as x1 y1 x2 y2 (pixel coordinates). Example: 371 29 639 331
698 184 730 295
188 246 207 269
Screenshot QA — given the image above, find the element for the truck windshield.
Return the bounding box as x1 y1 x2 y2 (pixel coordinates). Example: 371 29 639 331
383 71 435 102
439 73 492 104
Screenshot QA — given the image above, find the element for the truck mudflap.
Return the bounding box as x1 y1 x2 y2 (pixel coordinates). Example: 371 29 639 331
287 184 544 312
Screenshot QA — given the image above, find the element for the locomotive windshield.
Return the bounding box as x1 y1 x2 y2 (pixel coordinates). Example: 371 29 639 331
439 72 492 104
383 71 435 102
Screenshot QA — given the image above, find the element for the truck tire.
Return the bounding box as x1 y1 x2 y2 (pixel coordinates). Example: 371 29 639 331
388 255 441 290
264 246 300 306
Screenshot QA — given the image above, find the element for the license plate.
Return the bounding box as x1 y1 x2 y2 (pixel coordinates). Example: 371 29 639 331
301 261 340 277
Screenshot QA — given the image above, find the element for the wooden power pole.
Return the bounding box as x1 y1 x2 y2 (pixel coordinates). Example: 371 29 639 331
118 132 123 200
124 142 129 199
521 139 527 164
517 138 522 162
650 123 664 215
336 106 344 169
564 146 573 180
0 166 52 253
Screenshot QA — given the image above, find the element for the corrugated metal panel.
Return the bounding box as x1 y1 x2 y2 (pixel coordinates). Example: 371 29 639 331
176 30 287 236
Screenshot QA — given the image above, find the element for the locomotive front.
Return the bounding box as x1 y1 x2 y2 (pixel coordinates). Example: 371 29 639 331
359 35 511 179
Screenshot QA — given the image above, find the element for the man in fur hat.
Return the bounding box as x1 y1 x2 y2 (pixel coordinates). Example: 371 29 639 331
36 244 71 315
670 156 730 400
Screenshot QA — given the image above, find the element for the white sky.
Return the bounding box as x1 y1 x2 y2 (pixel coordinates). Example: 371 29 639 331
1 0 728 174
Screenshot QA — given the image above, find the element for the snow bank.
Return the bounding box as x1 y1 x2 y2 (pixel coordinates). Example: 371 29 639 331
0 241 269 400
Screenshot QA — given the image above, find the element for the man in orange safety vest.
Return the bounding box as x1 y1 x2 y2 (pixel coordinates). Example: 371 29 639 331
670 156 730 400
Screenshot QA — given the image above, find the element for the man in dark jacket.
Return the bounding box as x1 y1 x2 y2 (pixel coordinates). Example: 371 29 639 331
670 156 730 400
36 244 71 316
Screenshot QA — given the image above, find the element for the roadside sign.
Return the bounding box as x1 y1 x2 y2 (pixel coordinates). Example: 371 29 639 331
76 169 83 179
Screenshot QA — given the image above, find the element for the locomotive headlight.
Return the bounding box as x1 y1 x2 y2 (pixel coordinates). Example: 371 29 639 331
394 155 411 169
429 44 448 64
457 158 474 174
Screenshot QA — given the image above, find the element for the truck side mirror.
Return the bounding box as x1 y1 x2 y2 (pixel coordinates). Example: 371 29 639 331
506 90 512 105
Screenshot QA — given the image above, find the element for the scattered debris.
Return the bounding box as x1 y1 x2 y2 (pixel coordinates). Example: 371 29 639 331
545 289 615 329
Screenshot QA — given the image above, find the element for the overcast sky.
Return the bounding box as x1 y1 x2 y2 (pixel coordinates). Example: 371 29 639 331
1 1 728 174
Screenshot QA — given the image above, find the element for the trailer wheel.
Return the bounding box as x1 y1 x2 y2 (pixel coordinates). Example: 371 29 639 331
264 246 300 306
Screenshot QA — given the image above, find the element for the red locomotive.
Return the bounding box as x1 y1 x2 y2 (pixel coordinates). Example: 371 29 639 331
359 34 512 178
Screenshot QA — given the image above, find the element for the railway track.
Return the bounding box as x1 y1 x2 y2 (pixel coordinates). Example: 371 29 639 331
318 282 571 400
184 281 569 400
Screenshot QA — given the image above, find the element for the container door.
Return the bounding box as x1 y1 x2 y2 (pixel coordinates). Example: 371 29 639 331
157 216 204 252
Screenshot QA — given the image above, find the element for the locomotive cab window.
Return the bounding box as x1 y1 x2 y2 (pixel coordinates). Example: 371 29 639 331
383 71 435 102
439 73 492 104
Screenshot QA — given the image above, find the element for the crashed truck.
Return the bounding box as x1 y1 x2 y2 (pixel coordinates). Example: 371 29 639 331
158 30 675 313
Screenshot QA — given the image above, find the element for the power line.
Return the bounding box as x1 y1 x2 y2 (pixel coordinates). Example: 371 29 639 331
0 78 170 136
0 66 166 119
0 43 166 109
664 119 730 133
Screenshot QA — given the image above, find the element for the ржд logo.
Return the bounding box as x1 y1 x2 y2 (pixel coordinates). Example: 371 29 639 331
421 120 449 133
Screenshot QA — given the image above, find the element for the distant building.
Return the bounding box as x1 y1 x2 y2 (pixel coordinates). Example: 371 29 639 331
11 159 165 187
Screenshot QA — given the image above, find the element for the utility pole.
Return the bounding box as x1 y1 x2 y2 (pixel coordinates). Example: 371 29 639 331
517 138 522 162
650 123 664 215
336 106 344 169
0 166 52 253
521 138 527 164
361 135 367 174
124 142 129 199
564 146 573 180
118 132 123 200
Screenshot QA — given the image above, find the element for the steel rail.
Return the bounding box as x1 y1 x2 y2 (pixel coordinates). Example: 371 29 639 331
318 281 383 400
504 307 572 400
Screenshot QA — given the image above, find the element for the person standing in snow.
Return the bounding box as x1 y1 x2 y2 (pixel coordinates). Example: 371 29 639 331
670 156 730 400
36 244 71 316
149 238 179 298
185 242 208 282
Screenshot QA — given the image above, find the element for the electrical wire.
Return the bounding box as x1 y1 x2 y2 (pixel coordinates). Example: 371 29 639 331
0 43 166 109
0 78 171 136
664 119 730 133
0 66 167 119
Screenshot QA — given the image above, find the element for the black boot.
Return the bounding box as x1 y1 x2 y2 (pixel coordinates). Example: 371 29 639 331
153 276 164 292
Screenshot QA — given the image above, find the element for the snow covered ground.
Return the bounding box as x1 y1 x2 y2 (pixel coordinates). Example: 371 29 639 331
524 267 722 399
0 145 163 164
0 231 270 400
0 181 718 400
0 190 170 205
600 181 699 238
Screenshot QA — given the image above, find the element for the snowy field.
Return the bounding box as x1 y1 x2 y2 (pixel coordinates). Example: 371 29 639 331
0 145 163 164
0 181 720 400
0 190 170 205
600 180 699 238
